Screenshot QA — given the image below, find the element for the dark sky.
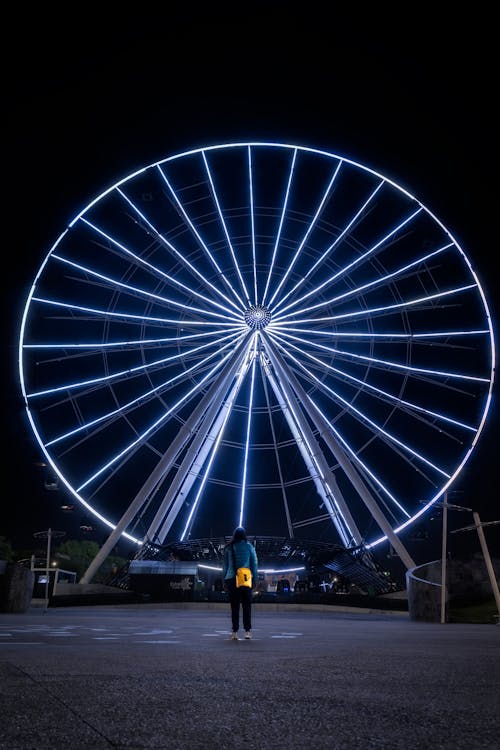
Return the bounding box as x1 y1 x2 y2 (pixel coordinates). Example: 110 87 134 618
3 7 498 563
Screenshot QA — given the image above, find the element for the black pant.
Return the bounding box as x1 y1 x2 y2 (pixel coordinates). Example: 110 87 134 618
226 579 253 632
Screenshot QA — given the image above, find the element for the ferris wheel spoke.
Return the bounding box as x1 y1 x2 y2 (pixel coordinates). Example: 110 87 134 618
272 284 483 343
269 322 487 386
271 179 386 311
157 163 251 311
272 203 423 319
114 185 246 315
261 147 298 306
26 327 244 403
274 242 453 322
39 332 245 453
50 252 241 323
202 150 253 307
268 331 452 480
78 216 244 318
268 329 479 433
267 156 343 309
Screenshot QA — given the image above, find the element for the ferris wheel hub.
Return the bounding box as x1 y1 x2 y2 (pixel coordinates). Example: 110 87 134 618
244 304 271 329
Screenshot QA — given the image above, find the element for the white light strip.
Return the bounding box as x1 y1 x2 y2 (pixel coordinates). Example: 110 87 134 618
52 253 242 323
262 148 297 305
202 150 251 305
80 217 242 319
117 186 244 314
269 330 449 485
268 327 489 340
24 327 245 350
29 296 243 329
157 164 247 310
270 329 477 432
248 146 258 305
46 333 246 447
28 328 243 400
268 158 342 308
76 338 248 492
275 241 452 319
197 564 306 574
275 179 385 311
273 206 424 318
180 339 255 540
271 311 487 383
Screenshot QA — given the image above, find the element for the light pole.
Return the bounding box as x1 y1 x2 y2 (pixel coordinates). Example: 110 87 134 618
33 528 66 609
440 494 448 624
451 514 500 624
432 494 473 624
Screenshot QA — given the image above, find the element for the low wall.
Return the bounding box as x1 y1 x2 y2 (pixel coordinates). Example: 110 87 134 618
47 582 141 607
406 560 442 622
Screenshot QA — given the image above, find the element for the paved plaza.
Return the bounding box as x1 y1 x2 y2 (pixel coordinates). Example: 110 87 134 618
0 603 499 749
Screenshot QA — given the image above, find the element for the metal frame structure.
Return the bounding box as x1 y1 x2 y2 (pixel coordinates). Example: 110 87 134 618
18 142 494 586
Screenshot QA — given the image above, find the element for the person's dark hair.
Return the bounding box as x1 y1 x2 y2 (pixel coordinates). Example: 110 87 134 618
231 526 247 542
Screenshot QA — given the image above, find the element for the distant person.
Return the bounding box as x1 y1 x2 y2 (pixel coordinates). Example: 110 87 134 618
223 526 258 640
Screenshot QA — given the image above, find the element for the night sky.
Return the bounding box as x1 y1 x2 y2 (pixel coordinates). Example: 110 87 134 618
3 7 498 566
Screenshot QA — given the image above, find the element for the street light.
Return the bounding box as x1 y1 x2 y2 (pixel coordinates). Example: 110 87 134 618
431 493 472 624
451 514 500 624
33 528 66 609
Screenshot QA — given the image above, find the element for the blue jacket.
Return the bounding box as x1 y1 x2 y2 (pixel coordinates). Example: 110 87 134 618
223 540 258 582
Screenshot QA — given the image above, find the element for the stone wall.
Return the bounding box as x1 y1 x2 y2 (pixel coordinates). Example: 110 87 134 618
406 559 442 622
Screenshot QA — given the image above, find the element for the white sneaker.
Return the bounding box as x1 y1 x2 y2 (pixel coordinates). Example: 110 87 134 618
245 631 252 640
230 632 238 640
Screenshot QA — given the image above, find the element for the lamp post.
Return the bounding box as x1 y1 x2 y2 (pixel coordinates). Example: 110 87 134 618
33 528 66 609
431 494 473 624
440 493 448 624
451 515 500 624
473 513 500 622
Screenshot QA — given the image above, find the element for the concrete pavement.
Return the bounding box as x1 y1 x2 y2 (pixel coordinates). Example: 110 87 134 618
0 602 498 749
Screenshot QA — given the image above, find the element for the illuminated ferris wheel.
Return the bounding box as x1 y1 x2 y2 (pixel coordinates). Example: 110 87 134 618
19 142 495 573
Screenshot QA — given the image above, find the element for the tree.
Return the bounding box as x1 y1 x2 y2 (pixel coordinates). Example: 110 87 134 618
0 536 15 562
54 539 127 583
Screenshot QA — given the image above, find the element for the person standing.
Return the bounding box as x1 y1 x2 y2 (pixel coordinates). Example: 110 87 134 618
223 526 258 640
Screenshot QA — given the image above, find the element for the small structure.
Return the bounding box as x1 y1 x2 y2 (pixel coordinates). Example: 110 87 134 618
128 559 199 601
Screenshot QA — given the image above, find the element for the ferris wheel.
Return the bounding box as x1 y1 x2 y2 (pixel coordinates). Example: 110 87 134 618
19 141 495 566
